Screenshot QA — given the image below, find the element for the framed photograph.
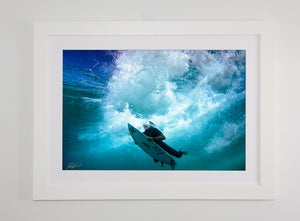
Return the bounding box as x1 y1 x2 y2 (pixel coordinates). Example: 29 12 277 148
33 21 275 200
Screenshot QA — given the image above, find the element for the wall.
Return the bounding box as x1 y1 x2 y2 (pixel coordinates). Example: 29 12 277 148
0 0 299 220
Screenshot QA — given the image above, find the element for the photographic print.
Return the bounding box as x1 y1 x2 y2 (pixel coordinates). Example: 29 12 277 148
63 50 246 170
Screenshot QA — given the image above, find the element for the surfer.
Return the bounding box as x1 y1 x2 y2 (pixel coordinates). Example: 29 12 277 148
142 122 187 161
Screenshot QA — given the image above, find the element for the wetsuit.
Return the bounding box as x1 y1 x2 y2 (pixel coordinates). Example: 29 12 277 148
143 126 183 158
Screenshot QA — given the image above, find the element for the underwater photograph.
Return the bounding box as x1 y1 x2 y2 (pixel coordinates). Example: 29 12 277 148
63 50 246 170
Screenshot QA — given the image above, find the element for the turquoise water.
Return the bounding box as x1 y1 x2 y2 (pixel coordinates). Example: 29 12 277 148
63 50 246 170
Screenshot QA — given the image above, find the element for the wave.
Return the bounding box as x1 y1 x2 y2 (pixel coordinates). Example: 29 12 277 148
101 51 245 151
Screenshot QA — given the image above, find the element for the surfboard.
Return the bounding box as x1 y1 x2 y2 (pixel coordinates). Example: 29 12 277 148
128 123 176 170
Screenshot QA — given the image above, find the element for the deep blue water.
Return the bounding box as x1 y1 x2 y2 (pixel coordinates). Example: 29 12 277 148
63 50 246 170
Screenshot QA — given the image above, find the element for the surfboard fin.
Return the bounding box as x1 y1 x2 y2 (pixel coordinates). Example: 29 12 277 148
170 159 176 170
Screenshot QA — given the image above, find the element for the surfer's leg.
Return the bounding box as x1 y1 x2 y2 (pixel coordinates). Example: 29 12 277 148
157 141 183 158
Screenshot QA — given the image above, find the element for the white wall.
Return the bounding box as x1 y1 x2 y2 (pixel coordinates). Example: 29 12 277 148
0 0 299 220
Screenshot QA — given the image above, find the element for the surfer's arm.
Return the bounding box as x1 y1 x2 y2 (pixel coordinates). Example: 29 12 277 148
152 134 166 141
146 128 166 141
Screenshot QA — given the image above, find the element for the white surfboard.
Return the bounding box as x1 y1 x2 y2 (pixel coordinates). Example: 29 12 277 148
128 123 176 170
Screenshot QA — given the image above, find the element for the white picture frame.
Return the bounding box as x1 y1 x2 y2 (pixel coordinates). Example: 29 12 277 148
33 21 275 200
